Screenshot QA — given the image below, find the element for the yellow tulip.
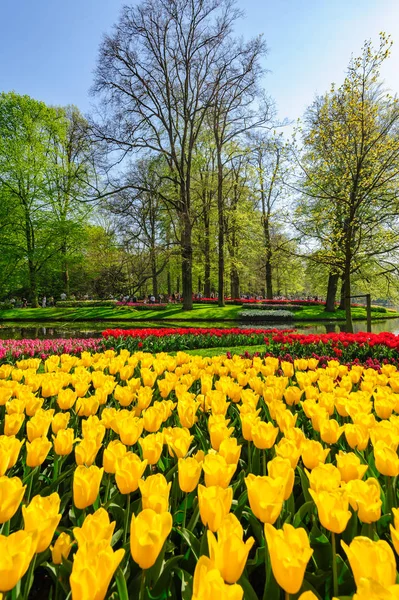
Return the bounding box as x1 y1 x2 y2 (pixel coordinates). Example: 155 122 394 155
53 428 75 456
178 457 203 493
177 398 199 428
298 593 319 600
374 440 399 477
51 411 70 434
73 465 103 509
0 476 25 524
284 386 303 406
203 454 236 488
251 421 279 450
23 492 61 553
320 418 345 444
130 508 172 569
192 555 243 600
345 424 369 451
301 440 330 470
75 437 101 467
26 436 52 467
57 388 77 410
309 489 351 533
115 453 147 494
50 532 73 564
218 437 241 465
102 440 127 474
267 457 295 500
0 530 37 592
114 384 135 407
139 432 164 465
245 474 285 524
209 422 234 451
198 485 233 532
139 473 171 513
0 435 23 474
143 406 163 433
165 427 193 458
26 410 53 442
341 536 396 588
265 523 314 594
353 578 399 600
4 413 25 436
336 451 368 483
117 415 144 446
70 539 125 600
73 508 116 547
207 513 254 584
275 438 302 469
306 463 341 493
345 478 382 523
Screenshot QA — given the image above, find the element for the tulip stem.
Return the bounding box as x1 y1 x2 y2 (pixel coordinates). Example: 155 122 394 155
248 440 252 473
331 532 338 598
263 450 267 476
103 473 111 506
139 570 146 600
285 593 290 600
124 493 131 546
22 554 37 600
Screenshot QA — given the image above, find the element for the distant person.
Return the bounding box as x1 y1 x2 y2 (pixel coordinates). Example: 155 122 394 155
22 298 27 308
48 296 54 307
60 292 67 301
150 295 155 303
42 296 47 308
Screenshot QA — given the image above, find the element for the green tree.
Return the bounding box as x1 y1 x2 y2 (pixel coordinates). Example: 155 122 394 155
296 34 399 331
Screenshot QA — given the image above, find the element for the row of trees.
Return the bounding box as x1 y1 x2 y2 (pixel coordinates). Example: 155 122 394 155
1 0 399 332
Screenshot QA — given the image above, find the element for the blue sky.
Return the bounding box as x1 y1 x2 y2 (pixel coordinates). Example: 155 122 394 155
1 0 399 123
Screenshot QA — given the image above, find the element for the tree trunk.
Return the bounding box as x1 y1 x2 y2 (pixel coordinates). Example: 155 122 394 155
339 278 345 310
265 258 273 299
150 246 158 298
28 260 38 308
231 266 240 299
344 253 353 333
181 209 193 310
167 270 171 296
325 273 339 312
216 147 225 307
203 204 211 298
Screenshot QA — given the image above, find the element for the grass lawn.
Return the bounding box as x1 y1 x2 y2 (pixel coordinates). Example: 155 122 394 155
182 344 267 357
0 304 397 323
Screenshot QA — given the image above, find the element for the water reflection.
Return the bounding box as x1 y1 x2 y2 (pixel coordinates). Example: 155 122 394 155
0 318 399 339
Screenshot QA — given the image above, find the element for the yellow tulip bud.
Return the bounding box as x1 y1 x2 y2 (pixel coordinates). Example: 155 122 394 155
130 508 172 569
23 492 61 553
353 578 399 600
0 435 23 474
265 523 313 594
57 388 77 410
320 418 345 444
50 532 72 564
73 465 103 510
75 437 100 467
345 424 369 451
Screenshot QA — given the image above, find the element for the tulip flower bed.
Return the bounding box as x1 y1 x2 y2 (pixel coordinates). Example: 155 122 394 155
266 331 399 363
2 350 399 599
102 327 287 354
0 338 103 362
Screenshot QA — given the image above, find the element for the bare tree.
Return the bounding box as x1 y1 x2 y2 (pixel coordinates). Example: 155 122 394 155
92 0 246 310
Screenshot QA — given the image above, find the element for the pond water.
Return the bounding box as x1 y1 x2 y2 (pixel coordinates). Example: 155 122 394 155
1 318 399 339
